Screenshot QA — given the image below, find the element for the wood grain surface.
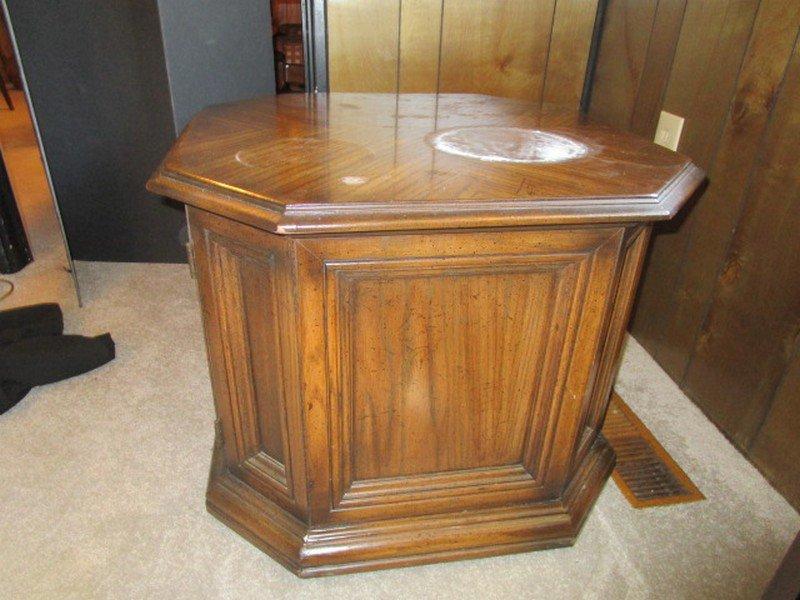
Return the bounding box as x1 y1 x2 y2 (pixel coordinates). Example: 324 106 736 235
543 0 601 106
682 36 800 447
751 343 800 509
628 0 687 138
629 0 762 377
591 0 800 510
327 0 598 107
397 0 442 93
651 0 798 380
327 0 401 93
437 0 556 101
148 93 701 236
589 0 659 129
149 93 701 575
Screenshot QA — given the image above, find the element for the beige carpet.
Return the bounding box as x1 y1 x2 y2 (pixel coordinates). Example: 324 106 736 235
0 260 798 599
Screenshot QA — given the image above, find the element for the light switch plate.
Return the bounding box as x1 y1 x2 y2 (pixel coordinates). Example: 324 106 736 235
655 111 685 151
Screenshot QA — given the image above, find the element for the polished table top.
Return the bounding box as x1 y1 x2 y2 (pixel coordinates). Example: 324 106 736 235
148 93 703 234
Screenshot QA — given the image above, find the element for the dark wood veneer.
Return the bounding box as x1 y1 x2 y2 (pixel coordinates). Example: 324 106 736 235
148 93 702 576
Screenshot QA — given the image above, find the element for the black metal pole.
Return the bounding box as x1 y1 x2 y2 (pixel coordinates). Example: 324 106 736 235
580 0 609 114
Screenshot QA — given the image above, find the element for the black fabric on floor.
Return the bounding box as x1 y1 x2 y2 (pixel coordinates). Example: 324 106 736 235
0 303 115 415
0 334 115 386
0 381 32 414
0 302 63 344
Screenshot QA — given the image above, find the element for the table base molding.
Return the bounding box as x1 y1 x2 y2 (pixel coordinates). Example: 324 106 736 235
207 432 615 577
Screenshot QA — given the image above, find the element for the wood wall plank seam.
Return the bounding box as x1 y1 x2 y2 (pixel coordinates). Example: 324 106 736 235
682 0 760 170
629 0 690 137
678 0 800 396
673 0 760 207
434 0 446 95
749 337 800 508
683 25 800 448
683 25 800 385
395 0 403 94
749 336 800 454
538 0 561 107
626 0 663 131
629 0 777 382
586 0 660 130
592 0 800 510
330 0 596 106
580 0 610 112
657 0 759 342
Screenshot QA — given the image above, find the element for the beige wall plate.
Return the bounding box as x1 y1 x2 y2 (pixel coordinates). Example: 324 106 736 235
655 111 685 151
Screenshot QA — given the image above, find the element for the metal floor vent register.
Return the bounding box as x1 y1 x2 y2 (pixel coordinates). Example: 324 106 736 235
604 392 704 508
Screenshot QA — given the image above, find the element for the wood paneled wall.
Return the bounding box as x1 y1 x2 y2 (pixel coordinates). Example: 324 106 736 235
327 0 600 106
590 0 800 510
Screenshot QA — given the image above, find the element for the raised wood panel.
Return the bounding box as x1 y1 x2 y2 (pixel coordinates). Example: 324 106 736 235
327 0 400 93
575 226 651 469
542 0 600 106
295 227 624 521
682 36 800 447
589 0 658 129
208 239 287 467
344 266 560 478
189 208 308 517
204 236 293 498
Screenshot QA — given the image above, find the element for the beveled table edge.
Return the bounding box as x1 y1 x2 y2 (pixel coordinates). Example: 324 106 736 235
146 163 705 235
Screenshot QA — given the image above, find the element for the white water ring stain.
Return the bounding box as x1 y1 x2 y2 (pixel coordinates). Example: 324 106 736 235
428 126 589 164
340 175 368 186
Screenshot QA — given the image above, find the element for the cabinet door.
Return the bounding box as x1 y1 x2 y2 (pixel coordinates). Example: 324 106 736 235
295 226 624 523
189 208 308 519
